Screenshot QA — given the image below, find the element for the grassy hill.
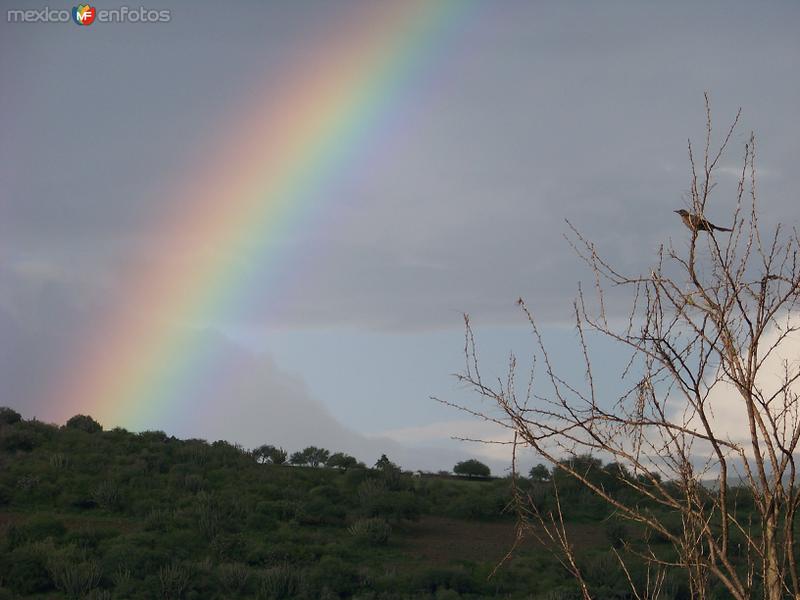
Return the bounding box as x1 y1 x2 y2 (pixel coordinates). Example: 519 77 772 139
0 409 714 599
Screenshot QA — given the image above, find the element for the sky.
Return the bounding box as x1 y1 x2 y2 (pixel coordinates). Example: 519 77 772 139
1 1 799 473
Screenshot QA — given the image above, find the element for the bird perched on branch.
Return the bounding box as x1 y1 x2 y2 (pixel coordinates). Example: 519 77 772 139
674 209 732 233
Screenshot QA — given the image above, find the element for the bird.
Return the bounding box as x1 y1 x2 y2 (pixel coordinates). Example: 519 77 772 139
674 209 732 233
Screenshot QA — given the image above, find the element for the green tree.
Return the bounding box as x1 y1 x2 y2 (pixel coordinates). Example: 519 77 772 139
303 446 330 468
0 406 22 425
290 446 330 467
64 414 102 433
529 463 550 482
289 450 307 466
453 459 490 478
374 454 397 471
253 444 287 465
327 452 358 470
269 446 288 465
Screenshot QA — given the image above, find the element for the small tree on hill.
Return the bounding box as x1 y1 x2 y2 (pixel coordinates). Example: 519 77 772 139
65 414 102 433
374 454 396 471
529 464 550 482
270 446 288 465
0 406 22 425
289 450 306 466
304 446 330 468
453 459 491 478
327 452 359 470
289 446 329 467
253 444 287 465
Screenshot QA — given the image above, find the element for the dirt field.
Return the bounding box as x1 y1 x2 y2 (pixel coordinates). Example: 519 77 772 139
396 516 608 565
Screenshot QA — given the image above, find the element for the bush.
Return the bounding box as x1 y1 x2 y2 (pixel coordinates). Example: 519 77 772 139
13 515 66 545
453 459 491 478
258 563 301 599
348 517 391 546
412 567 476 595
0 428 37 452
49 452 70 470
309 556 360 596
195 492 223 538
218 562 251 595
46 558 101 599
144 508 174 532
101 534 171 578
182 474 205 493
604 520 630 549
65 414 102 433
0 406 21 425
327 452 359 470
158 562 191 599
0 484 10 506
210 533 247 562
92 480 122 511
254 444 288 465
65 526 119 552
0 540 56 594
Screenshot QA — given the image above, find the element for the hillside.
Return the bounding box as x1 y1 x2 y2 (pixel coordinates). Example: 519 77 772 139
0 409 712 599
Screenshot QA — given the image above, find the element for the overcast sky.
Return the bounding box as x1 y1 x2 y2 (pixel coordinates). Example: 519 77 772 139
1 1 799 472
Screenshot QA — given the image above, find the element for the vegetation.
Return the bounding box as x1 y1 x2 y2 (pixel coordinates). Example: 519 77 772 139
0 410 743 598
453 460 490 479
253 445 287 465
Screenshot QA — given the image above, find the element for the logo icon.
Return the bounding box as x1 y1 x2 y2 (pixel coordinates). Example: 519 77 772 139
72 4 96 25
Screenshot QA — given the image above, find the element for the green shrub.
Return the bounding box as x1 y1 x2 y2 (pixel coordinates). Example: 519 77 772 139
348 517 391 546
65 414 102 433
0 540 57 594
580 551 624 590
258 563 301 599
101 534 171 578
412 567 476 595
144 508 174 532
218 562 251 595
112 565 133 587
195 492 223 538
358 478 388 503
309 556 360 596
158 563 191 599
65 526 118 552
46 557 101 599
604 520 630 549
0 428 37 451
92 480 122 511
14 515 66 544
343 467 370 488
210 533 246 562
182 474 205 493
246 510 277 532
0 407 22 425
49 452 71 470
181 443 211 466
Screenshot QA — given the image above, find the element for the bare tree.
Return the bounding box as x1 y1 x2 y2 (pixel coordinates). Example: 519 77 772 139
441 97 800 600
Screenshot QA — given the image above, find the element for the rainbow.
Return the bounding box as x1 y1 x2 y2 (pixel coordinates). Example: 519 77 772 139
49 0 475 431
